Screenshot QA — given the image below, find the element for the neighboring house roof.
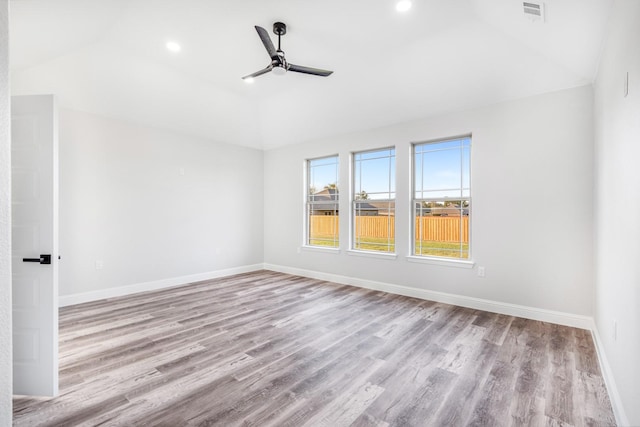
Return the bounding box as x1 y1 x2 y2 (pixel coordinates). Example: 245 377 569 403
417 203 469 216
353 200 379 215
310 188 339 212
312 188 337 199
310 188 380 214
366 201 395 216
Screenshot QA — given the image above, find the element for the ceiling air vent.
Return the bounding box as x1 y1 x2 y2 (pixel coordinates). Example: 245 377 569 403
523 1 545 22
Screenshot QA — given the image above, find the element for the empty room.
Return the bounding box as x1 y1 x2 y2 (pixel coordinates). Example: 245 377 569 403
1 0 639 425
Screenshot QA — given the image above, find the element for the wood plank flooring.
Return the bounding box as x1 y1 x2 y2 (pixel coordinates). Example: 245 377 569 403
13 270 616 426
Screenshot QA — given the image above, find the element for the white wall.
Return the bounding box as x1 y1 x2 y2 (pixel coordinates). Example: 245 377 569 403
594 1 640 425
264 85 594 317
58 110 264 298
0 0 11 423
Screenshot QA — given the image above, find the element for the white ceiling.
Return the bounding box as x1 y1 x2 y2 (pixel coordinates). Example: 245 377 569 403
9 0 612 150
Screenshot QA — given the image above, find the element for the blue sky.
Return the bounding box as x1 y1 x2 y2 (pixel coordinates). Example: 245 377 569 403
415 138 471 199
354 148 395 200
308 156 339 193
308 137 470 199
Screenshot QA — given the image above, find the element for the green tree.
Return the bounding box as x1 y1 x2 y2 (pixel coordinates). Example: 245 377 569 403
356 190 369 200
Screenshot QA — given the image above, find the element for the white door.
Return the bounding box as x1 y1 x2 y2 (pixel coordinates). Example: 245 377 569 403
12 95 59 396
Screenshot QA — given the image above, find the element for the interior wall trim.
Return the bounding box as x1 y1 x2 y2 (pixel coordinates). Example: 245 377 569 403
590 326 629 426
58 263 265 307
263 263 593 329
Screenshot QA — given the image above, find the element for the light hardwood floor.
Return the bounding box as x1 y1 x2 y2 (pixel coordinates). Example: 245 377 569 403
13 270 615 426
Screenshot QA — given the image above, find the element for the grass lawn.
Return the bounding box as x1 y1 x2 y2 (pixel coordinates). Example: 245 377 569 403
309 235 469 259
353 236 395 252
308 238 339 248
415 240 469 259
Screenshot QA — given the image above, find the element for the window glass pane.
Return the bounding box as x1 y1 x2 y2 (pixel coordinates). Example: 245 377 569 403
414 200 470 259
419 189 463 199
462 144 471 191
352 148 395 253
390 158 396 198
355 148 394 161
414 154 423 199
421 148 462 192
413 137 471 259
308 211 339 247
307 155 339 247
357 157 394 198
308 156 339 199
354 201 395 252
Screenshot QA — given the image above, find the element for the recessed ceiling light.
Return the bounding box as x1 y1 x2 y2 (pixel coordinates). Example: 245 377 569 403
396 0 412 12
166 41 181 52
244 77 255 84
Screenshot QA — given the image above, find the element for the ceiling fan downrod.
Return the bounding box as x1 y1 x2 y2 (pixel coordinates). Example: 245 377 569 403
273 22 286 52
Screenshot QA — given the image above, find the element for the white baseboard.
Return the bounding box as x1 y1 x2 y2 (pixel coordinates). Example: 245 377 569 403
264 263 593 330
59 263 265 307
590 326 629 427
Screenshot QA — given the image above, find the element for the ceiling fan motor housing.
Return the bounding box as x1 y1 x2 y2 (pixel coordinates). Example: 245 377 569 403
273 22 287 36
272 65 287 75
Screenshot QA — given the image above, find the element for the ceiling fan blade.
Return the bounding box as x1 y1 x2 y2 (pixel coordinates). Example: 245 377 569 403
255 26 278 60
242 66 272 80
288 64 333 77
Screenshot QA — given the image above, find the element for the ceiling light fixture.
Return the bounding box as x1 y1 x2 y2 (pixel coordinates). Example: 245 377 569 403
166 41 181 52
272 65 287 76
244 77 255 84
396 0 412 12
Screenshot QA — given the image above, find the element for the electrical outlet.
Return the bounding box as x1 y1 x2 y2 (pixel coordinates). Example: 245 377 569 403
477 266 485 278
95 260 104 270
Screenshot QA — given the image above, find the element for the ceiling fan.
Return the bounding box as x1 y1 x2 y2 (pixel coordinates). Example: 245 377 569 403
242 22 333 81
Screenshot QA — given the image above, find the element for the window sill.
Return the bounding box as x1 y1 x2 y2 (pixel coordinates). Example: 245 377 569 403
301 245 341 254
347 250 397 260
405 255 475 269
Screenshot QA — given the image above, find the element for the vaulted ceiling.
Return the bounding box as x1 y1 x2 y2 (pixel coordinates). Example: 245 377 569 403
9 0 612 149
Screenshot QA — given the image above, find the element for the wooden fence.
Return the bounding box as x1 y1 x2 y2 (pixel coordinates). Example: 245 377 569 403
309 215 469 243
309 215 339 237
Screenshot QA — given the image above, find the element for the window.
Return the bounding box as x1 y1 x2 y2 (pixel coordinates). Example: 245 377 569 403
306 155 339 248
352 147 396 253
413 137 471 259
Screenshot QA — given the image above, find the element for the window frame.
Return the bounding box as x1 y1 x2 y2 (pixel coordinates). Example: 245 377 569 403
304 154 340 249
350 146 396 255
411 136 472 261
